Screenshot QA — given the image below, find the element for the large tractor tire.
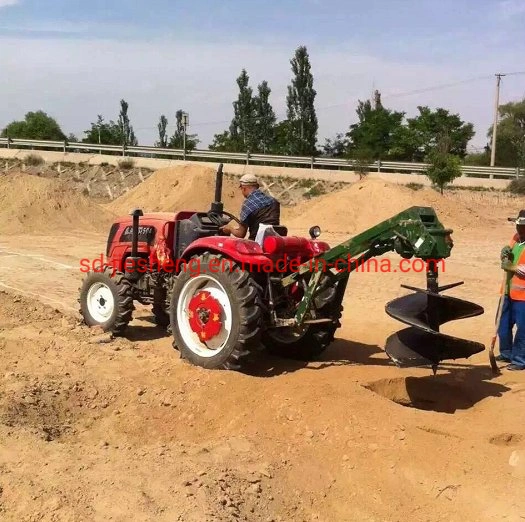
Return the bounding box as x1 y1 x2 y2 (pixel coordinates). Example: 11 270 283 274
169 252 262 370
262 280 344 361
78 267 134 336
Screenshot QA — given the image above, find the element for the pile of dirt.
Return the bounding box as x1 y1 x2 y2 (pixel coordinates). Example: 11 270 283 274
282 178 496 235
0 172 116 235
106 164 244 216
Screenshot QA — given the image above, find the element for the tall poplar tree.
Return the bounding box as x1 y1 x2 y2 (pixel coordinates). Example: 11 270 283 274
229 69 256 151
286 46 318 155
156 115 168 147
117 99 138 146
253 80 276 153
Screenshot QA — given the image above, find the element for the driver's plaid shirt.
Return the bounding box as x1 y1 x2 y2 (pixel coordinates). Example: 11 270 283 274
239 189 276 225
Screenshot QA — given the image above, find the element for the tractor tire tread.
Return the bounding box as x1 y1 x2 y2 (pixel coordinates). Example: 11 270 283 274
78 266 134 336
170 252 262 370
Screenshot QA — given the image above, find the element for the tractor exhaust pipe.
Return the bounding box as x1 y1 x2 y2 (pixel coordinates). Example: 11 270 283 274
130 208 143 258
210 163 224 214
126 208 143 280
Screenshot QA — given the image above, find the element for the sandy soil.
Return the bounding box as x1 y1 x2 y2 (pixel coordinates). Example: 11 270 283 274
1 170 525 522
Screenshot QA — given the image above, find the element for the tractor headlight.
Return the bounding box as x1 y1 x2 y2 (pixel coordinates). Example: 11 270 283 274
309 225 321 239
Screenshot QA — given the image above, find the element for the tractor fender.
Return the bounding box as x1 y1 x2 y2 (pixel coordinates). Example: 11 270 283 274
178 237 272 270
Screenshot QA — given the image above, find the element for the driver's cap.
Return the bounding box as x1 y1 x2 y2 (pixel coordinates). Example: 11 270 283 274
239 173 258 186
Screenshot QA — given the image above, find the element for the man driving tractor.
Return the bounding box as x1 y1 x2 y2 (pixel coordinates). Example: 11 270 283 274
220 173 281 240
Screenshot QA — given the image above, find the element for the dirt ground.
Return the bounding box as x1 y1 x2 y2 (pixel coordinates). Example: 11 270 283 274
1 169 525 522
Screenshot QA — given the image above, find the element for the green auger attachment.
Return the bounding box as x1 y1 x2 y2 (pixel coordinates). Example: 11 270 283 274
384 281 485 372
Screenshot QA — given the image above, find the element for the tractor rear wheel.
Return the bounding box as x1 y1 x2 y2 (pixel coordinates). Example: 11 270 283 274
78 267 134 336
169 252 262 370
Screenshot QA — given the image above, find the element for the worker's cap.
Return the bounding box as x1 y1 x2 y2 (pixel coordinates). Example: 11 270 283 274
239 173 259 186
509 209 525 225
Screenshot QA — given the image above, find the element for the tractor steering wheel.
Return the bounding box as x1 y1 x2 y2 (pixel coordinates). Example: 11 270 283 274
206 210 242 227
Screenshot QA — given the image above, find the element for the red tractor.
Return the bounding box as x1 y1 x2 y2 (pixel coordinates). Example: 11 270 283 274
79 164 341 370
79 164 485 373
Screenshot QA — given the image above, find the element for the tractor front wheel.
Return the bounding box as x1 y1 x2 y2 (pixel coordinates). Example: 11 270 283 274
169 253 262 370
78 267 134 336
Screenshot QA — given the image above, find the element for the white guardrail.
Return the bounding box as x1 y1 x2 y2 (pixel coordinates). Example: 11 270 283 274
0 137 521 180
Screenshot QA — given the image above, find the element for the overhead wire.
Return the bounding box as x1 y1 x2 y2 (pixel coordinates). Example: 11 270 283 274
128 72 525 134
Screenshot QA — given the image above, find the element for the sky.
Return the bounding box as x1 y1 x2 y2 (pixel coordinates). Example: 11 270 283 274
0 0 524 151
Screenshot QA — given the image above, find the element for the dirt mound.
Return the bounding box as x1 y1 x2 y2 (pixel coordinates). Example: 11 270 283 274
107 164 244 216
282 178 492 235
0 172 116 235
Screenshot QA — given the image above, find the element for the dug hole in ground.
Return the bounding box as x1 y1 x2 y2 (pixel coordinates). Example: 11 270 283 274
0 165 524 522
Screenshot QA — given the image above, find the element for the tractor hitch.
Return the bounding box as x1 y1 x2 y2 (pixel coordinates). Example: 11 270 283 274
384 265 485 372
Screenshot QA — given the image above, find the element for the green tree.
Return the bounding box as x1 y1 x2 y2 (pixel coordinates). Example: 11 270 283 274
268 120 292 155
232 69 256 151
464 147 490 166
1 110 66 141
322 133 348 157
117 99 138 147
156 115 168 148
424 135 462 194
399 106 474 161
82 115 122 145
488 97 525 167
286 45 318 156
253 80 276 153
346 90 405 160
209 130 236 152
168 110 199 150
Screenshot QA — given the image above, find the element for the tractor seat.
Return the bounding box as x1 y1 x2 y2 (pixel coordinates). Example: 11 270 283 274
272 225 288 237
254 224 288 249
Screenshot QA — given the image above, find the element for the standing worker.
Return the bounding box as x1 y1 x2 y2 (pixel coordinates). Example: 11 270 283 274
498 210 525 370
220 174 280 240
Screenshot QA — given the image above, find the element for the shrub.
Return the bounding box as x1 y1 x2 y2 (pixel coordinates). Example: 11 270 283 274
406 182 423 191
304 185 326 199
118 157 135 170
24 153 44 166
350 148 374 180
507 177 525 195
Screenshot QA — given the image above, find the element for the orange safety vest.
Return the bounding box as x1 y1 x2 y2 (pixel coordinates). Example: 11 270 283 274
501 233 525 301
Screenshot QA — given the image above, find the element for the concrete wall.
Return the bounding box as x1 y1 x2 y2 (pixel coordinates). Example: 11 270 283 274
0 147 511 190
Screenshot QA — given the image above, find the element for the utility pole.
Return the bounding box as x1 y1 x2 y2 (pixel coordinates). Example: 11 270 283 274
490 73 505 166
182 112 188 160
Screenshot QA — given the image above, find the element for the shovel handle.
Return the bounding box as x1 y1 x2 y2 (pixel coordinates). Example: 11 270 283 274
489 273 507 375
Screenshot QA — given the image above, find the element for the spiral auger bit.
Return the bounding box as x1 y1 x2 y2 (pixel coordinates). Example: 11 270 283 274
385 264 485 375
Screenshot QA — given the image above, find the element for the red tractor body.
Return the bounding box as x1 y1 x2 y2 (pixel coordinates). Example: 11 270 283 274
105 212 330 276
79 164 340 371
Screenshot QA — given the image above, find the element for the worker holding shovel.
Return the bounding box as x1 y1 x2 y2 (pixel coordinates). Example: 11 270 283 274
497 210 525 371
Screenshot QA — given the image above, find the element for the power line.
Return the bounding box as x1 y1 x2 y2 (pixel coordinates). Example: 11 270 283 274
185 73 504 125
498 71 525 76
124 72 525 134
382 74 495 99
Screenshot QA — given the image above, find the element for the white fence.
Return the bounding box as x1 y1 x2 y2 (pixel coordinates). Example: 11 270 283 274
0 137 520 180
